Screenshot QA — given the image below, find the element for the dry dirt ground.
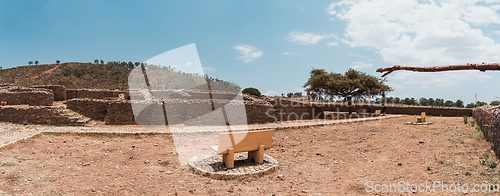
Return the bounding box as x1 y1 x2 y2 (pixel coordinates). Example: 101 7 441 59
0 116 498 195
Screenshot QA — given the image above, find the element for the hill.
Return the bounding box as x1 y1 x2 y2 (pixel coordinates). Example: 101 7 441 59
0 63 240 91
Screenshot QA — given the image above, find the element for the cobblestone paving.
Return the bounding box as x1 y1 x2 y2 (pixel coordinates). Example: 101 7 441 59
0 114 402 149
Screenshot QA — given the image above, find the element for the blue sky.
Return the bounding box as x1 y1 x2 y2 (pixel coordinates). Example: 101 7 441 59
1 0 499 104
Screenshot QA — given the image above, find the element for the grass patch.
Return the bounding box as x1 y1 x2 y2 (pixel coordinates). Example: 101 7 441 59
42 132 64 136
6 173 22 182
1 162 17 167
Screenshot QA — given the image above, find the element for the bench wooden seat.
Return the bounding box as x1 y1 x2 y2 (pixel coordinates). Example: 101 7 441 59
374 110 381 116
210 129 274 169
416 112 426 123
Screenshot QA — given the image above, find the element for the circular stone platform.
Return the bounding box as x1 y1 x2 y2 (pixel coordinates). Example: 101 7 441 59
188 152 278 180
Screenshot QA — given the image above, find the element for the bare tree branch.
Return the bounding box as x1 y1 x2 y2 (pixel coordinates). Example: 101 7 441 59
376 63 500 77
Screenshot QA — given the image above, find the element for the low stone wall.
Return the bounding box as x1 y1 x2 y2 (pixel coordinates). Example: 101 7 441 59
0 88 53 106
67 98 110 120
32 85 66 101
0 106 73 125
473 106 500 156
318 103 471 117
66 97 473 125
66 89 129 100
104 100 135 125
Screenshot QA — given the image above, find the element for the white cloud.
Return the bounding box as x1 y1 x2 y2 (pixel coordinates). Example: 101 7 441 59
286 31 332 45
495 30 500 35
350 61 373 69
326 42 339 47
202 66 214 71
328 0 500 86
283 52 290 56
388 71 492 89
233 45 263 63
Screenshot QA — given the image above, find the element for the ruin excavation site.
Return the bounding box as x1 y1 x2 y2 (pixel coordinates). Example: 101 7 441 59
0 83 499 195
2 1 500 195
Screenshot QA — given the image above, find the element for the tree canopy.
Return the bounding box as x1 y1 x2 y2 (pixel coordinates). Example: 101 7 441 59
242 87 261 97
304 68 392 102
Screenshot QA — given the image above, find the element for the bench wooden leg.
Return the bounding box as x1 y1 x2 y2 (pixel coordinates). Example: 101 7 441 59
248 144 265 164
223 148 234 169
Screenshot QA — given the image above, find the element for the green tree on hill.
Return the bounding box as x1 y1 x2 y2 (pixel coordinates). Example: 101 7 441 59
490 100 500 106
56 60 60 64
28 61 33 65
304 68 392 113
242 87 261 97
35 60 39 66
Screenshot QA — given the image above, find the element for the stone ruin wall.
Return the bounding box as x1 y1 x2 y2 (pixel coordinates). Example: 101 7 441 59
0 85 54 106
32 85 66 101
473 106 500 156
66 89 130 100
0 106 74 125
319 104 472 117
66 93 472 126
0 84 474 126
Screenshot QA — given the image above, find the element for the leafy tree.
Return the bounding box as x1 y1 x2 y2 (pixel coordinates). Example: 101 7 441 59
386 97 394 104
455 99 464 108
135 62 140 67
476 101 487 107
35 60 39 65
467 101 488 108
444 100 454 107
435 98 444 107
28 61 33 65
410 98 417 105
419 97 428 106
394 97 401 104
490 100 500 106
304 68 392 113
100 60 104 64
428 98 435 106
94 59 99 64
286 92 293 98
466 103 475 108
242 87 261 97
56 60 60 64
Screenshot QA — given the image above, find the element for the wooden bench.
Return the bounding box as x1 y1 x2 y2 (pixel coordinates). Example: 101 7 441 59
416 112 426 123
210 129 274 169
374 110 381 116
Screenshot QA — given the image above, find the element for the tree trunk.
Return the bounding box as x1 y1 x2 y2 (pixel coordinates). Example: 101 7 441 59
347 96 352 115
376 63 500 77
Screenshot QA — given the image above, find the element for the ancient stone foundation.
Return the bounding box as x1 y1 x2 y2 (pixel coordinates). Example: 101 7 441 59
0 106 74 125
32 85 66 101
473 106 500 156
0 85 54 106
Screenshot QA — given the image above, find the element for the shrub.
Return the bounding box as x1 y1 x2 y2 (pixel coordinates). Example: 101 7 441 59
108 87 116 90
242 87 261 97
490 100 500 106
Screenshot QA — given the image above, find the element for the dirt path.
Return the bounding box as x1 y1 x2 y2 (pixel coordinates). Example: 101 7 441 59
0 114 401 149
29 64 62 79
0 116 497 195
